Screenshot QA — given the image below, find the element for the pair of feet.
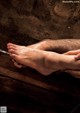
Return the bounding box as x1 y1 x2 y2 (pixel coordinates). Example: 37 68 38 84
7 43 53 75
7 43 80 76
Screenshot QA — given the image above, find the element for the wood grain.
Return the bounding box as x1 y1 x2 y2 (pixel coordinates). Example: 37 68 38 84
0 53 80 113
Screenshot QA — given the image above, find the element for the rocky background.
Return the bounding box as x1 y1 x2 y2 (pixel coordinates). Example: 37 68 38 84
0 0 80 49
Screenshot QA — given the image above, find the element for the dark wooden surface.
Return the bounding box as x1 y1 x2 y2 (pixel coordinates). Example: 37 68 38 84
0 52 80 113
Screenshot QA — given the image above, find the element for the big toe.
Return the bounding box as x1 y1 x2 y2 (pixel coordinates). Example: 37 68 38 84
7 43 22 51
7 43 18 48
7 43 15 47
7 43 15 49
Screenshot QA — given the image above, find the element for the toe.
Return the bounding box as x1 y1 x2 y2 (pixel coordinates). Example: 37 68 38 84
13 61 23 68
10 53 21 62
7 45 17 50
7 43 18 48
7 43 15 47
7 43 16 49
8 49 18 54
12 59 25 68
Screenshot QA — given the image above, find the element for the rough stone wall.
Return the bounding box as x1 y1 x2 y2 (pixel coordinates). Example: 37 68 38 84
0 0 80 48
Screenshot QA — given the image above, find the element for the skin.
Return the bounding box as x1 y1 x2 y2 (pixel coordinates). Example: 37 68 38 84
64 50 80 78
7 41 80 76
27 39 80 53
27 39 80 78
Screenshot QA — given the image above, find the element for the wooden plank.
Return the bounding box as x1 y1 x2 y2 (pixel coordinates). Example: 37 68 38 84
0 51 80 113
0 53 80 99
0 46 80 113
0 74 79 113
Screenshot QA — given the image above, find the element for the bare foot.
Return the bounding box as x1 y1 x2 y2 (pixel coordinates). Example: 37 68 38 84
7 40 49 68
7 43 80 76
7 43 54 75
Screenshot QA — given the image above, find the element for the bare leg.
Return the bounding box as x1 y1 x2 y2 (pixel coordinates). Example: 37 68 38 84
7 43 80 76
7 43 54 75
7 43 66 75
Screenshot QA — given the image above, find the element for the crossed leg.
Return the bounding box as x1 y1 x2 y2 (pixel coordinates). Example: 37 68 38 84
7 43 80 76
7 43 54 75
